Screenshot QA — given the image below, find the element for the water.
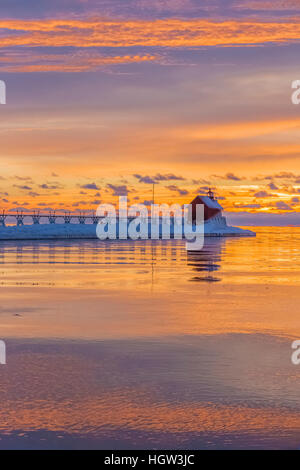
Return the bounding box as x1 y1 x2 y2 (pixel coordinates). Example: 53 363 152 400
0 227 300 449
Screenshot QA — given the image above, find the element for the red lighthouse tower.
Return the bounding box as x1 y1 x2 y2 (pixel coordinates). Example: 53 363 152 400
190 189 223 222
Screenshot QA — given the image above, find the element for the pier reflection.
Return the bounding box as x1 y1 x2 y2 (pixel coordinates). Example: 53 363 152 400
0 239 187 265
0 238 227 289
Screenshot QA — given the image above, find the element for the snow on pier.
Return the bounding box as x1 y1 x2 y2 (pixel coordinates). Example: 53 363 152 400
0 212 255 240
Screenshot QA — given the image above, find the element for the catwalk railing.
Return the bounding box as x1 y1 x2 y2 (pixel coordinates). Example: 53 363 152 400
0 211 102 226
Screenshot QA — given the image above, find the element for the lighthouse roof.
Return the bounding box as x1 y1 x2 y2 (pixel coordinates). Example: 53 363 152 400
199 195 223 210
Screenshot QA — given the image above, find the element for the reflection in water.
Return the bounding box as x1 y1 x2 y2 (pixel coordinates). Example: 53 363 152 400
187 238 223 282
0 228 300 449
0 238 230 286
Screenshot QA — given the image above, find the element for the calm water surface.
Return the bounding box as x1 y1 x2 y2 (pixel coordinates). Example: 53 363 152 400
0 227 300 449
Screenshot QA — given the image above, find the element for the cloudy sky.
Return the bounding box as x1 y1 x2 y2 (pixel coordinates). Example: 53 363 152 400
1 0 300 224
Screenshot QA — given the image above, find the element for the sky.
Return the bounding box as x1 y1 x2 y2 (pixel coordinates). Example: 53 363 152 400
0 0 300 224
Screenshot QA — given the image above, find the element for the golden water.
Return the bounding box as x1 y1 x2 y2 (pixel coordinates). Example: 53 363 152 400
0 227 299 449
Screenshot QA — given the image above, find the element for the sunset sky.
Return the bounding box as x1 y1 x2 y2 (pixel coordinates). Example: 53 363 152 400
1 0 300 224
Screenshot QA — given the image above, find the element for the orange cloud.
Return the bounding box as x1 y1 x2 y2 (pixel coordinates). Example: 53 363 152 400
0 17 300 49
1 114 300 170
175 118 300 140
0 52 156 72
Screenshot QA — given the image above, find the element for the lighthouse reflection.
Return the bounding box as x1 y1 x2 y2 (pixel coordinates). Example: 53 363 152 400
186 238 223 282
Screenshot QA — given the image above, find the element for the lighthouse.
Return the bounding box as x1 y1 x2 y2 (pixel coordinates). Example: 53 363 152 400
190 189 223 223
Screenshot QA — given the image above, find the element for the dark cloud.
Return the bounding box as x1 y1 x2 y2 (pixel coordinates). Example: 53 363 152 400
142 200 153 206
275 201 292 210
272 172 297 179
196 186 211 193
154 173 185 181
134 173 185 184
291 197 299 204
254 191 273 198
80 183 100 190
211 173 242 181
225 172 241 181
234 203 261 209
133 174 156 184
39 183 61 190
106 184 129 196
13 184 32 190
256 173 300 183
72 201 88 206
167 184 189 195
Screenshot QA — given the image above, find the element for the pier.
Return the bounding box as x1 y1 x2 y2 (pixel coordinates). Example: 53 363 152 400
0 210 102 227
